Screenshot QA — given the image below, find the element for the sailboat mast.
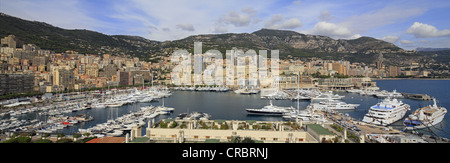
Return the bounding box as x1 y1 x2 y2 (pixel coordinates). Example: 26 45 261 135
311 89 314 119
297 72 300 110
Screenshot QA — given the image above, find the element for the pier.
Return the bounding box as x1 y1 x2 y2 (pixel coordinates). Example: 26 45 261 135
401 93 433 100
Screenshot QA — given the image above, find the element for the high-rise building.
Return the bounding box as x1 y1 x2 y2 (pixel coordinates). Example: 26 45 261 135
1 35 23 49
389 66 399 77
0 73 34 95
53 69 75 90
331 63 345 75
86 64 99 78
376 61 383 70
119 71 131 86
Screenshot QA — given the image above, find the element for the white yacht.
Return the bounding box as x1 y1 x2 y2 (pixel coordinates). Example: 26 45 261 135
313 91 345 100
362 98 410 126
309 99 359 112
91 103 106 109
375 89 403 98
404 99 447 129
246 100 294 115
104 101 124 108
155 98 175 114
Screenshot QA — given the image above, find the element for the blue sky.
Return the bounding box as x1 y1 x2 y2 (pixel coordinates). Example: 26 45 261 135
1 0 450 50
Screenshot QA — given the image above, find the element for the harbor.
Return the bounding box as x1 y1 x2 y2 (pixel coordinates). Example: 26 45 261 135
0 79 449 143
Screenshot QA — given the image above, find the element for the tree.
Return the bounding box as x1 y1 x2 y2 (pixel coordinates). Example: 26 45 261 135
241 137 255 143
230 136 255 143
34 139 53 143
230 136 242 143
56 133 65 140
72 133 82 141
56 138 73 143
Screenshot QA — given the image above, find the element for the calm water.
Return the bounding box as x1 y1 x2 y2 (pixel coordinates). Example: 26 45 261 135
5 79 450 139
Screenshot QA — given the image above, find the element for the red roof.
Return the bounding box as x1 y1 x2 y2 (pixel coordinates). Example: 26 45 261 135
85 138 101 143
85 137 125 143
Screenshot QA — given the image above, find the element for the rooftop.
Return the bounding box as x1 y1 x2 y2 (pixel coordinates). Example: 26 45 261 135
306 124 334 135
85 137 126 143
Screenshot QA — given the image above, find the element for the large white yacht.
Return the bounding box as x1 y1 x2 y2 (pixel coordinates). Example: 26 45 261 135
362 98 410 126
308 99 359 112
375 89 403 98
404 99 447 129
246 100 294 115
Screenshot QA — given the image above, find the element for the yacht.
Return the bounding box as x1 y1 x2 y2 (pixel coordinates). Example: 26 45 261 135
313 91 344 100
176 112 211 120
404 99 447 129
91 103 106 109
138 96 154 103
375 89 403 98
362 98 410 126
246 100 294 115
309 99 359 112
155 98 175 114
104 101 124 108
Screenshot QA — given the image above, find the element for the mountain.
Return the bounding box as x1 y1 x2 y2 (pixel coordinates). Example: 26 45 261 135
0 13 161 58
416 47 450 52
1 13 412 64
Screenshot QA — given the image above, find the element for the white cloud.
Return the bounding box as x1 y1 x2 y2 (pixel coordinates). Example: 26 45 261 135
318 10 333 21
279 18 302 29
293 0 302 5
406 22 450 38
341 5 426 33
212 26 228 33
264 14 302 29
176 24 195 31
400 40 417 44
311 21 359 39
219 11 252 27
381 35 400 43
1 0 101 31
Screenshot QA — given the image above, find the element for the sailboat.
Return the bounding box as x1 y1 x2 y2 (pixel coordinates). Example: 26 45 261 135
155 97 175 114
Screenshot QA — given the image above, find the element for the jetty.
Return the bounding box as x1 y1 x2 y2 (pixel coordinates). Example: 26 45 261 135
401 93 433 100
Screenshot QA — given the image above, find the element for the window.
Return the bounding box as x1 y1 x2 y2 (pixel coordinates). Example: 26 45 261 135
298 138 303 141
205 136 210 139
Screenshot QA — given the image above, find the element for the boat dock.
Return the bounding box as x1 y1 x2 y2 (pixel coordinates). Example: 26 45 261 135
401 93 433 100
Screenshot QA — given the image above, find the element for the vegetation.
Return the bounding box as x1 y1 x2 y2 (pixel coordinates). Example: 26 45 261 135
33 139 53 143
1 13 425 65
229 136 255 143
2 136 32 143
0 92 44 100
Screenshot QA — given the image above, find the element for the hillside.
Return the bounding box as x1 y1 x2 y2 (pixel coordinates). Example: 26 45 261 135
0 13 161 58
1 13 419 64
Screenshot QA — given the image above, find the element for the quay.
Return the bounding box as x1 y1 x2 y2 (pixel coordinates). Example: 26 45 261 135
401 93 433 100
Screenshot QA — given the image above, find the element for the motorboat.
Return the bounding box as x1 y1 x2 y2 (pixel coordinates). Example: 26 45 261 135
246 100 294 115
362 98 410 126
404 99 447 129
309 99 359 111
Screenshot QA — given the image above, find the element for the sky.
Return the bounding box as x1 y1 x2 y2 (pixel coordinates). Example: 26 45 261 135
1 0 450 50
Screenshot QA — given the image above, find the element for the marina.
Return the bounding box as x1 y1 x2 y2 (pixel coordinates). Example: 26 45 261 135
0 79 449 142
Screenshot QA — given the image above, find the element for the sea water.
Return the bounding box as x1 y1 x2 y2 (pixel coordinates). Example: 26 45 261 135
4 79 449 139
